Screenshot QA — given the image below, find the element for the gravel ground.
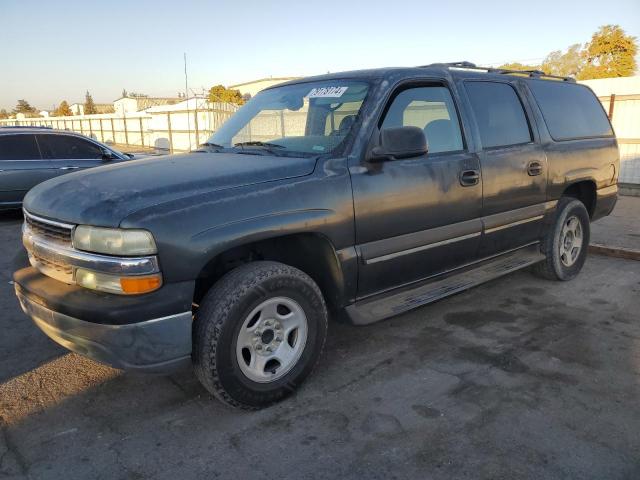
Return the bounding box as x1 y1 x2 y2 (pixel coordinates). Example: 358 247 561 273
1 210 639 480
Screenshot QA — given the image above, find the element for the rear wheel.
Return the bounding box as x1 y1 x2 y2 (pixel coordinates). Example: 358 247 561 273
192 261 328 409
534 197 590 281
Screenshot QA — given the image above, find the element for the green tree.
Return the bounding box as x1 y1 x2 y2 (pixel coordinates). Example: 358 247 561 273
0 109 8 119
578 25 637 79
84 90 97 114
53 100 73 117
208 85 245 105
497 62 541 71
122 88 128 98
541 44 585 77
13 99 38 116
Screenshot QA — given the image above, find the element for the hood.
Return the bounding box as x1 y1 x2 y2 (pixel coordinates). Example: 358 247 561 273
24 152 317 226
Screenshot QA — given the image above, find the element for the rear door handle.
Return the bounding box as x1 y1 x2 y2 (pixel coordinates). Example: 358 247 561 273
59 166 80 170
527 161 543 176
459 169 480 186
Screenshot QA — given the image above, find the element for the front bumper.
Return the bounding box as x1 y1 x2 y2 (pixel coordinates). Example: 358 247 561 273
14 272 193 373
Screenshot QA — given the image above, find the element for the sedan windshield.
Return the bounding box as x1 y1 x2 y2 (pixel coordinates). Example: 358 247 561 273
208 80 369 157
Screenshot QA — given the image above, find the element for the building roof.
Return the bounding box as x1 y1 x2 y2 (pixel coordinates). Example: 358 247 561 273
94 103 115 114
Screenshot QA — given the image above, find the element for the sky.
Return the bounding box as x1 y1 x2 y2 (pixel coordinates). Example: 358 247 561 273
1 0 639 111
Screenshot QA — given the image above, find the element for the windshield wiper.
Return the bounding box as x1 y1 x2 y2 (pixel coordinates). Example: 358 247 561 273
234 141 286 149
198 142 225 149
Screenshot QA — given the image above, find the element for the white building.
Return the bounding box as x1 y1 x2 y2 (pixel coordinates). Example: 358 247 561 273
113 96 181 115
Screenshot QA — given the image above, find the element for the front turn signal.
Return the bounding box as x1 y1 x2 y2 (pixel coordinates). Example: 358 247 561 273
120 275 162 294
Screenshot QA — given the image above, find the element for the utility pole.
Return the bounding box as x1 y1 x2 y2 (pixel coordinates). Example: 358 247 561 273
184 52 192 151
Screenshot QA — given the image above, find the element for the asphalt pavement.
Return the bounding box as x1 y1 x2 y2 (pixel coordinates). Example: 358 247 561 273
1 207 639 480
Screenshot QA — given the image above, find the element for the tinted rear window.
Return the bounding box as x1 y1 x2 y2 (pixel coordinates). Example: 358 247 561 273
0 134 41 160
37 134 104 160
528 81 613 140
464 82 532 148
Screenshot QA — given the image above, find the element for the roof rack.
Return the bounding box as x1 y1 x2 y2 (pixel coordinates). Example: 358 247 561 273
420 61 576 83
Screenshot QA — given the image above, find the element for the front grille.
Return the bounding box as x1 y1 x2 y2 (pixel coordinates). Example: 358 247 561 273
24 211 73 244
31 254 74 277
23 211 76 283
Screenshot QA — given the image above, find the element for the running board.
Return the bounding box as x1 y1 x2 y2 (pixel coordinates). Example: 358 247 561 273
345 244 545 325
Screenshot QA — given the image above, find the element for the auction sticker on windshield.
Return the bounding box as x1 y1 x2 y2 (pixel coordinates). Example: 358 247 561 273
307 86 348 98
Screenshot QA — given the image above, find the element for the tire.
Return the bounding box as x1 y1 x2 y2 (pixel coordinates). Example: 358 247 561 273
192 261 328 409
534 197 590 281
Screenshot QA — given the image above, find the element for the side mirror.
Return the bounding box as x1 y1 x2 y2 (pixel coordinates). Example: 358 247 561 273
369 126 428 162
101 148 116 161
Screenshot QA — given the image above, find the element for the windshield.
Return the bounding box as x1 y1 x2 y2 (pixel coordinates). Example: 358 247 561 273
208 80 369 157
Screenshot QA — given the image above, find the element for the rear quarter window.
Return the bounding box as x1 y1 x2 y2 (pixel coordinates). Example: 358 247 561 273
528 81 613 141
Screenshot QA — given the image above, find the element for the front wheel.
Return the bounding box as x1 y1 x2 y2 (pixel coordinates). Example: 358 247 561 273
534 197 590 281
192 261 328 409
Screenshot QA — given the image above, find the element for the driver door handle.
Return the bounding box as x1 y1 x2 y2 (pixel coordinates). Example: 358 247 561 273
59 166 80 170
459 169 480 187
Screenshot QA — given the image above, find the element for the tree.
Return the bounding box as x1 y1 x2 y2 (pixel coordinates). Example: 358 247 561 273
497 62 540 71
578 25 637 79
541 44 585 77
53 100 73 117
0 109 8 119
122 88 128 98
208 85 245 105
13 99 37 116
84 90 97 114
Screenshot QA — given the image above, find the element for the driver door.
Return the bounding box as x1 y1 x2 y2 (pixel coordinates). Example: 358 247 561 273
351 83 483 298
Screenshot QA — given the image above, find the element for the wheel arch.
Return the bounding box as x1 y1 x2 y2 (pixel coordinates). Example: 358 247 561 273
193 232 351 311
561 180 596 218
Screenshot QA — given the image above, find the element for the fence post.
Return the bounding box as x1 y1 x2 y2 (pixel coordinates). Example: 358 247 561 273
139 117 144 147
79 118 84 135
608 93 616 120
110 118 116 143
99 119 104 142
194 109 199 147
88 118 93 138
167 112 174 154
123 116 129 145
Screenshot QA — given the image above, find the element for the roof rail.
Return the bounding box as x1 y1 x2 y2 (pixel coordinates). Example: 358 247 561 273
420 62 576 82
421 61 478 69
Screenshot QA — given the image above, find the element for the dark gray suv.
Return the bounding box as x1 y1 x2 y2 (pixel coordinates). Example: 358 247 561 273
0 127 134 210
14 63 619 409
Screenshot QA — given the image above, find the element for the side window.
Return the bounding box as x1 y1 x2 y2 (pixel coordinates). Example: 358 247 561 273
528 81 613 140
465 82 532 148
381 86 464 154
0 135 41 160
37 135 103 160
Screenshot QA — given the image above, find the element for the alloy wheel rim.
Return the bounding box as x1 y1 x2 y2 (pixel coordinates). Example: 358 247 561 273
235 296 308 383
559 215 583 267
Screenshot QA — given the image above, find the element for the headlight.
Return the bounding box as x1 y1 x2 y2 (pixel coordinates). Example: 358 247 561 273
75 268 162 294
73 226 157 256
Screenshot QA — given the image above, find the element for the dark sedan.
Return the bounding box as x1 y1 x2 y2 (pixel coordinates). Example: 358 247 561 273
0 127 136 210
